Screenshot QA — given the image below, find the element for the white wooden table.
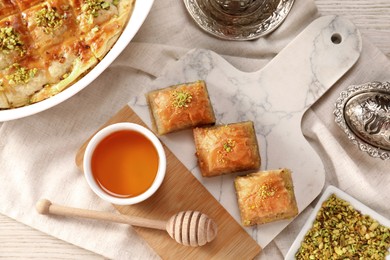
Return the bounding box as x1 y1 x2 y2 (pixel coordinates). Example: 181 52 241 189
1 1 389 258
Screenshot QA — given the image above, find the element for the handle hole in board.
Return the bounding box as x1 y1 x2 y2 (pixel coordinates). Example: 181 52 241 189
331 33 342 44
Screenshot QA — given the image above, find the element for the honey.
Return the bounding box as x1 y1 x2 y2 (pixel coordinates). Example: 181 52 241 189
91 130 159 198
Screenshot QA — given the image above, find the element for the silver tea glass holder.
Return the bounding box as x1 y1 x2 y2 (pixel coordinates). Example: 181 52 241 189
184 0 295 40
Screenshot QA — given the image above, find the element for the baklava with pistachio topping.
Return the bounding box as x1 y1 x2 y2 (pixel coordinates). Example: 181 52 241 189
234 168 298 226
147 80 216 135
193 121 261 177
0 0 135 109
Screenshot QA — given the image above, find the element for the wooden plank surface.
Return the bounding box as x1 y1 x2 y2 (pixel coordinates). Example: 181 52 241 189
316 0 390 58
1 1 389 258
74 106 261 260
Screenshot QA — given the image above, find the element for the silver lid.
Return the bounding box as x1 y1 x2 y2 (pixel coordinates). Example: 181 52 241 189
334 81 390 160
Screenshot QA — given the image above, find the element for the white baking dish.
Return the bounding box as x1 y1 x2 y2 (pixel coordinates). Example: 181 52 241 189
0 0 154 122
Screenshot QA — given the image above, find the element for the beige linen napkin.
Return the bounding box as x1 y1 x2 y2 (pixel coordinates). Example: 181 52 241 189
0 1 319 259
274 36 390 255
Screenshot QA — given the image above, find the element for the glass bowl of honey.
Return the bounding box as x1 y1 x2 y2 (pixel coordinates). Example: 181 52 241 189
83 122 166 205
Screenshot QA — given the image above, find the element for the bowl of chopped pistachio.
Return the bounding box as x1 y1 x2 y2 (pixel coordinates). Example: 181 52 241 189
0 0 154 121
286 185 390 260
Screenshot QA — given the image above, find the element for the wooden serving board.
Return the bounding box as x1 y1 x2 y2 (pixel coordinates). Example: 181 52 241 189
75 106 261 259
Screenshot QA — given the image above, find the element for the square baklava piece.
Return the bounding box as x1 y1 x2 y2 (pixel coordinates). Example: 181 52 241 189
234 168 298 226
147 80 216 135
193 121 260 177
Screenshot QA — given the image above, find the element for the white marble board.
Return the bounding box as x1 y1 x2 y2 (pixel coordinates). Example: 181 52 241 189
128 16 362 248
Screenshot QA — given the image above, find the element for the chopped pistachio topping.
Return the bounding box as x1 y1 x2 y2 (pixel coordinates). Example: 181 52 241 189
172 90 192 108
243 220 251 226
223 139 235 153
295 194 390 259
0 27 24 54
217 137 236 163
60 72 70 80
256 184 276 199
35 7 64 34
112 0 119 6
82 0 111 19
91 25 100 33
6 64 38 85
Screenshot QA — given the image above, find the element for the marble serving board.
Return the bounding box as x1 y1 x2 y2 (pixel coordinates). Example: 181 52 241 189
128 15 362 248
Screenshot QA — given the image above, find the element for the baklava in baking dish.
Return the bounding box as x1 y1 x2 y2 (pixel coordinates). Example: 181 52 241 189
0 0 135 109
193 121 261 177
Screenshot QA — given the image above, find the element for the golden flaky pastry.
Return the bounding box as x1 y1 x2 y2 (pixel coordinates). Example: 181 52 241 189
234 168 298 226
147 80 216 135
0 0 135 109
193 121 260 177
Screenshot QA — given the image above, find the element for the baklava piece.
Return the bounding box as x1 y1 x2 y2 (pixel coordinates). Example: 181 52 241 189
193 121 260 177
234 168 298 226
147 80 216 135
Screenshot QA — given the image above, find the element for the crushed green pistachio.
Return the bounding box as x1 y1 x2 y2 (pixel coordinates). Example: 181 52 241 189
0 27 24 55
243 220 251 226
223 139 235 153
295 194 390 259
6 64 38 85
35 7 64 34
60 72 70 80
257 184 276 199
82 0 111 19
112 0 119 6
91 25 100 33
172 90 192 108
217 138 235 163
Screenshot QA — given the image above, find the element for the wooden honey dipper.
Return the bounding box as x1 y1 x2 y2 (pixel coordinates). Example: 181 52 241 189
36 199 217 247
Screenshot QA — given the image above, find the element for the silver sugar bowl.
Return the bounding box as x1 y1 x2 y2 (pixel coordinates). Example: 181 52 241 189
334 81 390 160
